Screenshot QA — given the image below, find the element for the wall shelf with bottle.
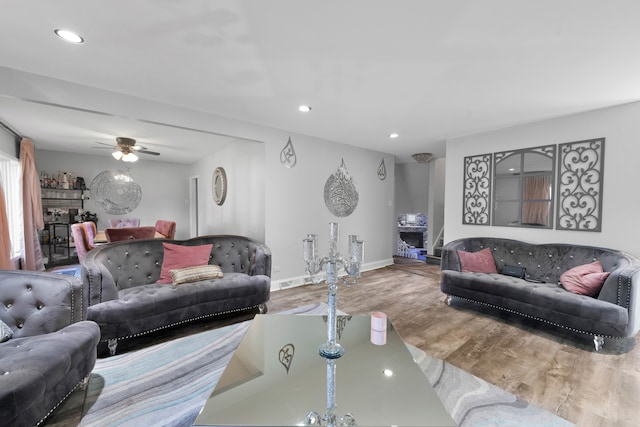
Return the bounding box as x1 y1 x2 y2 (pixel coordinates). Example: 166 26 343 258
39 171 91 268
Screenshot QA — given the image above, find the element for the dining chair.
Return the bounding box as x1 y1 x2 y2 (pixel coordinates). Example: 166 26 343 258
71 223 94 263
105 226 157 243
108 218 141 228
154 220 176 239
83 221 97 246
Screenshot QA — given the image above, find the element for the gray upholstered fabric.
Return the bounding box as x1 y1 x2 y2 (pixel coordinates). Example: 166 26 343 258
81 234 272 354
0 318 11 342
0 270 100 427
440 238 640 340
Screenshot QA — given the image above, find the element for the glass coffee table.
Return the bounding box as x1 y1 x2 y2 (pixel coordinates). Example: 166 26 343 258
195 314 456 426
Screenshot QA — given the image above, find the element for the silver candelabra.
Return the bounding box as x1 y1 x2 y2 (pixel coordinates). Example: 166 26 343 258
302 222 363 426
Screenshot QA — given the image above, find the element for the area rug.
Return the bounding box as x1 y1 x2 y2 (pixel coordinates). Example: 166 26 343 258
50 302 573 426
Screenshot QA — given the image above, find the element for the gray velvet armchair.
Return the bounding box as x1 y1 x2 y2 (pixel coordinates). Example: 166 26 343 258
0 270 100 426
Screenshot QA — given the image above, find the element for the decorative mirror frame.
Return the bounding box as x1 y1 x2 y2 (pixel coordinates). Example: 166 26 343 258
556 138 605 232
212 167 227 205
492 144 556 229
462 153 492 225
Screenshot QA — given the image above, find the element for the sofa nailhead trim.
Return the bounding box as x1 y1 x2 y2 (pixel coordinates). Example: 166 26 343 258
449 295 623 340
34 380 86 427
99 304 263 345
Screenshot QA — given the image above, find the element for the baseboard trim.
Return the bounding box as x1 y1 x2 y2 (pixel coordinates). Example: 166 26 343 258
270 258 394 292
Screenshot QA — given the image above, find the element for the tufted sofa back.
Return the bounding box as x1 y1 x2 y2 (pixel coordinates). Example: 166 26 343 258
442 237 633 283
0 270 83 338
441 237 640 310
82 234 271 307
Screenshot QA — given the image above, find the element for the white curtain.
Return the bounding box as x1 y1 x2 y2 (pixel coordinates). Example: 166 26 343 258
0 154 23 267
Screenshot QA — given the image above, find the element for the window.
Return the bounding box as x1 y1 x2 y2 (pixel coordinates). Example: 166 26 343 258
0 153 24 259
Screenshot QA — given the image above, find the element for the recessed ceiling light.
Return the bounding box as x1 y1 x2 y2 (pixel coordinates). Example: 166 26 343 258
54 29 84 44
389 133 399 139
382 369 394 377
298 105 311 112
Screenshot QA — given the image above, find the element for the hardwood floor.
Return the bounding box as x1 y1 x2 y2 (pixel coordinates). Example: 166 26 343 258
268 259 640 427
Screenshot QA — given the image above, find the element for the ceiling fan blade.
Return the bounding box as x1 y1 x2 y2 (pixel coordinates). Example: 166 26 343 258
93 138 161 157
138 149 160 156
94 141 116 148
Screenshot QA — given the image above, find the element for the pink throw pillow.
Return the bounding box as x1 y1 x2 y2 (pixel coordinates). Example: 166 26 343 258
560 261 610 297
457 248 498 274
157 243 213 284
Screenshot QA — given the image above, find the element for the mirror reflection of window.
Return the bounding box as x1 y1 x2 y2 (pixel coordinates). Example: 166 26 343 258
492 146 555 228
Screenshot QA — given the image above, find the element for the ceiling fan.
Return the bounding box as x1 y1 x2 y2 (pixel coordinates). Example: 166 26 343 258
93 137 160 162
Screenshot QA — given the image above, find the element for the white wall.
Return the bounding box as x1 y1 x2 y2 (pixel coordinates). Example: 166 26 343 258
264 131 396 287
444 101 640 258
33 132 396 287
427 157 446 252
190 140 265 241
395 162 430 215
1 67 397 286
0 129 16 158
34 150 192 238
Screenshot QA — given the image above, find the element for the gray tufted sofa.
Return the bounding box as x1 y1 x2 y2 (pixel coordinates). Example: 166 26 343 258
0 270 100 427
82 234 271 356
440 237 640 350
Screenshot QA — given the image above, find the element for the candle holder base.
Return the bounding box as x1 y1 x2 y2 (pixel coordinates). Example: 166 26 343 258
319 342 344 359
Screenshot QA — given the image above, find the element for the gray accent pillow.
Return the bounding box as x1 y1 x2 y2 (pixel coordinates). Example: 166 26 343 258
0 319 12 342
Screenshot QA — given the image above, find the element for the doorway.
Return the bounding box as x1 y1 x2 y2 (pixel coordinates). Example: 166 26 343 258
189 176 199 237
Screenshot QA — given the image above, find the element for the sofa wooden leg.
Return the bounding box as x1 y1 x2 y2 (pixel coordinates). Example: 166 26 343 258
594 335 604 351
445 295 453 306
259 303 268 314
108 338 118 356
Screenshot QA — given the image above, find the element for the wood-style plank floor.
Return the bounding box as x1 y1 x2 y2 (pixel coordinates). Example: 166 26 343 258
268 259 640 427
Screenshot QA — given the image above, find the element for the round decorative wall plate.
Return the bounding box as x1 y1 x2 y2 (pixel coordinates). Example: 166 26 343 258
324 159 359 217
212 167 227 205
90 170 142 214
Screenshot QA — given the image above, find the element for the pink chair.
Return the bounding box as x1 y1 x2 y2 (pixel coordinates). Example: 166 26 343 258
105 226 156 243
154 220 176 239
108 218 141 228
71 223 94 263
83 221 97 246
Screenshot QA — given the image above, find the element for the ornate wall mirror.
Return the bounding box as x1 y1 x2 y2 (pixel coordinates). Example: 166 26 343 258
212 167 227 205
492 145 556 228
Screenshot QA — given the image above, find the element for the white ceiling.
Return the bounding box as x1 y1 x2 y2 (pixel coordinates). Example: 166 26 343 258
1 1 639 164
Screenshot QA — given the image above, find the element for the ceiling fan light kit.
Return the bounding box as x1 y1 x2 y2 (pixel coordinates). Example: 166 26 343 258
94 136 161 162
112 150 138 162
412 153 434 163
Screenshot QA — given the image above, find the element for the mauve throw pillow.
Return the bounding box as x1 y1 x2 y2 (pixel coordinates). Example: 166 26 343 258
560 260 610 297
457 248 498 274
157 243 213 284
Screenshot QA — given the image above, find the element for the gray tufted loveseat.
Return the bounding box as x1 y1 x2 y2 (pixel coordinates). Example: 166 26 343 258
82 234 271 356
440 237 640 351
0 270 100 426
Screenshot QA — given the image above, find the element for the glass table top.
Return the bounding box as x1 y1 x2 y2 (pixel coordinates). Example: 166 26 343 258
194 314 456 427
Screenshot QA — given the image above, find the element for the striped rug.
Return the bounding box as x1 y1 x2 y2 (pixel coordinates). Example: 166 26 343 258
48 302 573 426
